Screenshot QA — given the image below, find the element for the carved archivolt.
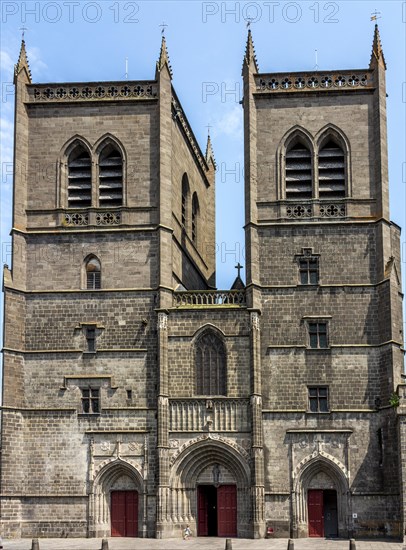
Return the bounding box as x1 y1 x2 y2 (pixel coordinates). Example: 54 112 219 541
93 456 143 485
293 450 349 481
170 433 249 467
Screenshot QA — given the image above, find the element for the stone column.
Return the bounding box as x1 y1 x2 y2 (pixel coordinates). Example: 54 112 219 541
250 312 265 538
156 312 170 537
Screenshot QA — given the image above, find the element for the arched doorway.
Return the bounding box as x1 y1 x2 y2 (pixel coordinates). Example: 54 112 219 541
293 453 350 539
90 459 144 538
196 464 237 537
167 436 251 538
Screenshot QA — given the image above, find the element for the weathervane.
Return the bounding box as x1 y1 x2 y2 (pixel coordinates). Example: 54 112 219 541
370 10 381 21
159 22 168 35
19 26 28 40
245 17 254 29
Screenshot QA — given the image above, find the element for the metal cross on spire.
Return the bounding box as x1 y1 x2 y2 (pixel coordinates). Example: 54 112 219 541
235 262 243 278
245 17 254 29
19 26 28 40
370 9 381 21
159 22 168 35
205 123 212 136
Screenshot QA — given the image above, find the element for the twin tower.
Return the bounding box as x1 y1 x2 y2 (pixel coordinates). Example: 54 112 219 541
1 27 405 540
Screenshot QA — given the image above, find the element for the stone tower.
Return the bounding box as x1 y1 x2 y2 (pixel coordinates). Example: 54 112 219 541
242 26 404 538
0 26 404 541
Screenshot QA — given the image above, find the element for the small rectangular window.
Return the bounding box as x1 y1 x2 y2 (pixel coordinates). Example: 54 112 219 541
308 386 329 413
299 258 319 285
81 387 100 414
86 327 96 352
308 322 328 349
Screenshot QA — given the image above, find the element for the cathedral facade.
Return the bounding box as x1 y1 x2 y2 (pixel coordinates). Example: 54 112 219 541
1 27 405 540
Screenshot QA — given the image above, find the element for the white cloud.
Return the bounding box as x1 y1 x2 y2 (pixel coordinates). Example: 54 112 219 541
27 46 48 77
0 50 14 77
212 104 243 141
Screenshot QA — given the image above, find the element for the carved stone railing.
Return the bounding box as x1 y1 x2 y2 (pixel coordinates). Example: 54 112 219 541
255 70 373 93
173 290 246 307
169 398 250 432
283 202 347 220
62 210 122 227
28 81 158 103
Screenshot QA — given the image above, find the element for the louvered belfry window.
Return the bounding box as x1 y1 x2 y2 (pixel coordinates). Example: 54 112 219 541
285 142 312 199
99 146 123 207
68 147 92 208
196 332 226 396
318 140 346 198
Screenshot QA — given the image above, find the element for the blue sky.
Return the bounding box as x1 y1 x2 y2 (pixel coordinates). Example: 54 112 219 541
0 1 405 372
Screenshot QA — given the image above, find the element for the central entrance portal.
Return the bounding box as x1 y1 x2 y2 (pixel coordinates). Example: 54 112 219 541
197 485 237 537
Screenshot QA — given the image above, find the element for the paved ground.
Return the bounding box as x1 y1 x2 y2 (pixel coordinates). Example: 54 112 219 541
1 538 405 550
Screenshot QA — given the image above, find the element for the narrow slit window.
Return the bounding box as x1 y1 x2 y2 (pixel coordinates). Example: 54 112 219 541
318 139 346 198
99 146 123 207
285 142 312 199
192 193 199 244
68 146 92 208
181 174 190 229
86 326 96 352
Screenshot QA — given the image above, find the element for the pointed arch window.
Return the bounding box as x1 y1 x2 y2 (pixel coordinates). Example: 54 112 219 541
181 173 190 228
195 331 227 396
285 141 312 199
68 145 92 208
99 145 123 207
192 192 199 244
86 257 101 289
318 139 345 198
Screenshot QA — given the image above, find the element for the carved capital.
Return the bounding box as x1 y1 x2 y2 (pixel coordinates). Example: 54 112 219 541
250 312 260 332
157 312 168 331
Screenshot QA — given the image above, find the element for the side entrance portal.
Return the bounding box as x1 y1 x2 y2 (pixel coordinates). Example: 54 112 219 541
111 490 138 537
308 489 338 538
197 485 237 537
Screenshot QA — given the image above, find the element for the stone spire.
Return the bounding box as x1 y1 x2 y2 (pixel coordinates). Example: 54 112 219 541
242 29 259 74
370 24 386 69
205 134 216 168
156 35 173 79
14 39 32 84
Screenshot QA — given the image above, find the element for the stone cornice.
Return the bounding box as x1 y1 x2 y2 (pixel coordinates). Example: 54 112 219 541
255 69 374 95
27 81 158 103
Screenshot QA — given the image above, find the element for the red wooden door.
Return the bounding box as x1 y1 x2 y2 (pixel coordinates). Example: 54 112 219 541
197 486 208 536
111 491 138 537
217 485 237 537
308 489 324 537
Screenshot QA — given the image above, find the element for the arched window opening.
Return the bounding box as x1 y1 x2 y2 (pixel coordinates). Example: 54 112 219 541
192 193 199 244
99 145 123 207
196 331 226 396
86 257 101 290
285 142 312 199
318 140 345 198
68 146 92 208
181 174 190 228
